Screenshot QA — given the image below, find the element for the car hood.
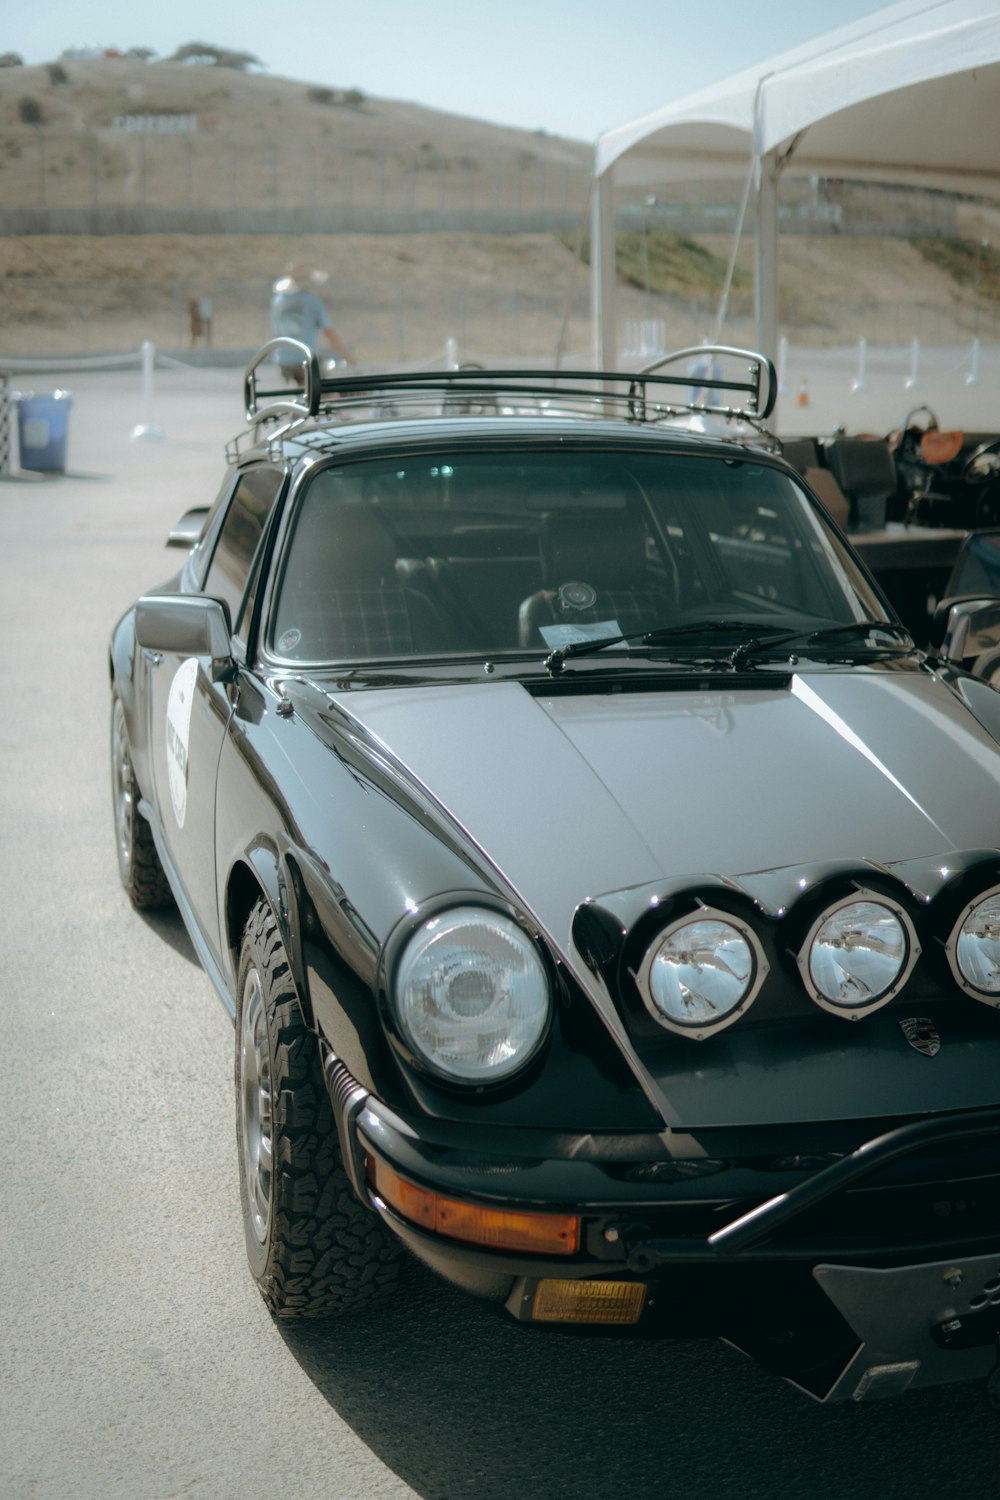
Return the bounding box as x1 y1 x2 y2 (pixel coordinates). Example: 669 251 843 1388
331 667 1000 914
327 666 1000 1126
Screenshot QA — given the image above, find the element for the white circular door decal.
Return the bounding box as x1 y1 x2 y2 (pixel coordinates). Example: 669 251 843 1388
166 657 199 828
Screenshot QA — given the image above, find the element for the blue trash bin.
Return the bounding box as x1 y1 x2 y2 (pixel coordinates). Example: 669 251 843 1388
17 390 73 472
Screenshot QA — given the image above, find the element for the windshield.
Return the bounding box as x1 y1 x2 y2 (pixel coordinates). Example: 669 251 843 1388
268 449 889 664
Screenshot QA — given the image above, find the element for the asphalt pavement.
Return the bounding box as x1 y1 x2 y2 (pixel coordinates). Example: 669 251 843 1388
3 361 1000 1500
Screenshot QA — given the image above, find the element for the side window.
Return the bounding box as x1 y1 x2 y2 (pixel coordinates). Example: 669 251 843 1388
186 471 240 590
202 468 284 643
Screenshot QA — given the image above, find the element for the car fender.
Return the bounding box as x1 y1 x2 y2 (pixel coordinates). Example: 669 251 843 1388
222 838 348 1041
109 608 154 791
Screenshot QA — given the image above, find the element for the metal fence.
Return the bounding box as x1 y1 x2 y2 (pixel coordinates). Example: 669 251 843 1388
2 272 998 364
0 276 597 361
1 129 996 362
0 127 976 238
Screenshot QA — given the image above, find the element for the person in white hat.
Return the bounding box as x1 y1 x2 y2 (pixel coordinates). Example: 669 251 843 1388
269 261 355 381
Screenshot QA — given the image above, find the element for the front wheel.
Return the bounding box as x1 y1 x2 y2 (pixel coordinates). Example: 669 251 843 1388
235 898 402 1317
110 691 172 910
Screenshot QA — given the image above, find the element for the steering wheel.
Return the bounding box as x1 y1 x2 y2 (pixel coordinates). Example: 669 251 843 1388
889 404 940 468
900 404 939 437
961 438 1000 527
963 437 1000 483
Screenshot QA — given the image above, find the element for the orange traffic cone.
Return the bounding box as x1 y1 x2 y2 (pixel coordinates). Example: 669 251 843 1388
796 376 810 407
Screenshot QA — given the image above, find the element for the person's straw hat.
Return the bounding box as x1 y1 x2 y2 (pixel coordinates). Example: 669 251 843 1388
274 261 329 294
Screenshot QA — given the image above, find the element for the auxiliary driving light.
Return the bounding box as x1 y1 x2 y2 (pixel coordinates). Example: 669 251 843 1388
946 887 1000 1004
530 1279 648 1325
635 905 768 1039
798 891 919 1017
366 1152 579 1255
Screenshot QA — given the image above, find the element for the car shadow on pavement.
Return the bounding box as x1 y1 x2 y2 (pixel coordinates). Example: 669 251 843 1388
279 1256 998 1500
139 904 202 966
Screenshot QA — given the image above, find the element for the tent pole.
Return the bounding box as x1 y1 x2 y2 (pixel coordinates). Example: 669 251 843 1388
713 155 755 342
592 163 617 371
755 149 780 367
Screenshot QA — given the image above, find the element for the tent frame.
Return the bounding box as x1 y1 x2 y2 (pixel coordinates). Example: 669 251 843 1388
591 0 1000 370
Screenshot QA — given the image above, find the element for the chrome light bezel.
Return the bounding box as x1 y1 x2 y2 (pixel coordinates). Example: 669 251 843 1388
945 883 1000 1006
797 889 920 1018
634 904 769 1041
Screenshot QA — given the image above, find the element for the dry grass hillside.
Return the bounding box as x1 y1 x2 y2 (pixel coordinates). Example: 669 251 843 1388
0 57 591 211
0 56 997 360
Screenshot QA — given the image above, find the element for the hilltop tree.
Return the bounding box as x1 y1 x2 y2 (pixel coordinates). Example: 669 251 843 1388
167 42 263 70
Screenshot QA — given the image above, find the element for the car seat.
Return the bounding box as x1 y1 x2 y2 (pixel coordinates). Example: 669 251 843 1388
274 502 448 658
517 507 674 648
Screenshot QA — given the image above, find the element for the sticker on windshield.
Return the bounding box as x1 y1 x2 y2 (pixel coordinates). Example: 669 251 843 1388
539 619 621 649
166 656 199 828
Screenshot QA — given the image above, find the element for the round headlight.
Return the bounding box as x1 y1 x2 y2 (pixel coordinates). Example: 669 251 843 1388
800 894 918 1016
392 906 551 1082
636 908 767 1039
948 888 1000 1001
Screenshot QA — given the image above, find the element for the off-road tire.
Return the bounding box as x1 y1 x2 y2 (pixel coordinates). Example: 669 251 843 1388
235 898 402 1318
111 691 172 910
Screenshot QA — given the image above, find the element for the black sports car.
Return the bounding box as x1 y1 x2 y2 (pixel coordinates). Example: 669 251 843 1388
110 341 1000 1403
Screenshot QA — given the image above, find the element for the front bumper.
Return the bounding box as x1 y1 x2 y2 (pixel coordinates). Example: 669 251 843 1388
332 1060 1000 1400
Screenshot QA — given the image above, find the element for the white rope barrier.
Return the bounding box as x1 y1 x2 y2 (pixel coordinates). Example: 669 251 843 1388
0 349 144 373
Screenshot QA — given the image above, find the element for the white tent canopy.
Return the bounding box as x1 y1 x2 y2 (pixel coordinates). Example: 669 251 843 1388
592 0 1000 369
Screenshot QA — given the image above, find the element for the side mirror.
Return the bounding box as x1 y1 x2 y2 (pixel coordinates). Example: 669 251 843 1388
135 595 236 682
167 506 210 549
930 595 1000 662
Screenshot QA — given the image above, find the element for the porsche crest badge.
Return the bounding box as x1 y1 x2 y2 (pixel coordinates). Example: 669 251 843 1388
899 1017 941 1056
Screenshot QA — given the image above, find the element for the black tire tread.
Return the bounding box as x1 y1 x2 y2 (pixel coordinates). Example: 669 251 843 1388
127 807 172 909
238 899 402 1319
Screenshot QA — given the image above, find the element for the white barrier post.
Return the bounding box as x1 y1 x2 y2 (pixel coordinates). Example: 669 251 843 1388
851 337 868 393
444 336 459 370
777 335 789 396
966 336 981 386
131 340 165 442
904 338 920 390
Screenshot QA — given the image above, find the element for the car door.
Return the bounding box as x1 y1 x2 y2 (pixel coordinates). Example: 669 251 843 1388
146 466 286 964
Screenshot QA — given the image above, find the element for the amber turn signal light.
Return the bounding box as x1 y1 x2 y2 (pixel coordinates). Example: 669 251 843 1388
366 1153 579 1256
532 1278 647 1325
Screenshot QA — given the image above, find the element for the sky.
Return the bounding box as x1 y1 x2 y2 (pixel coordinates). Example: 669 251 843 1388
7 0 891 142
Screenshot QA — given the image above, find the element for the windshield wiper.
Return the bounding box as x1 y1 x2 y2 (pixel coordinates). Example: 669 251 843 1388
774 620 913 653
544 618 913 675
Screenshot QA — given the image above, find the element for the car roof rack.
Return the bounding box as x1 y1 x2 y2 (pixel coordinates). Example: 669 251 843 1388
236 337 777 457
